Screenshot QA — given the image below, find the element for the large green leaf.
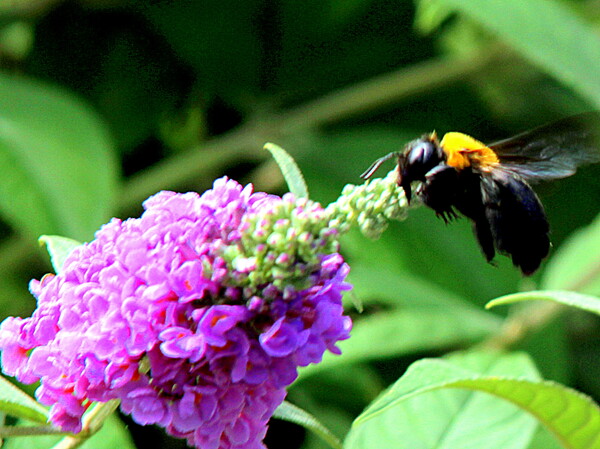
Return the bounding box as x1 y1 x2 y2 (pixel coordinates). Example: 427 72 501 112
0 74 119 241
437 0 600 108
348 352 600 449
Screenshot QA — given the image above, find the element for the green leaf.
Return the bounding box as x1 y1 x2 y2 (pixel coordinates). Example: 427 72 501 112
0 375 48 424
137 1 262 100
2 413 135 449
349 352 600 449
528 427 564 449
80 413 136 449
295 262 501 380
264 142 309 198
326 0 373 27
542 213 600 295
292 364 385 412
38 235 83 275
520 316 571 384
436 0 600 108
414 0 454 34
273 401 342 449
0 73 119 242
299 305 500 380
487 290 600 316
348 262 504 312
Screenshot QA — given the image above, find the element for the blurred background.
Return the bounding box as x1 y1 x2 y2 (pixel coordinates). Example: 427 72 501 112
0 1 600 448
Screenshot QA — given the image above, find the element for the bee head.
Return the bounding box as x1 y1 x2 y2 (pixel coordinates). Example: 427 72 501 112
398 133 443 203
360 133 444 204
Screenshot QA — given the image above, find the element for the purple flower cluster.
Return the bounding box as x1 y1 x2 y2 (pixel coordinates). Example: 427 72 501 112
0 178 352 449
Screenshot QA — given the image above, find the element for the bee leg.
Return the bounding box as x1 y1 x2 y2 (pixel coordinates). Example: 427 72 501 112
435 209 458 224
451 173 497 264
418 164 460 219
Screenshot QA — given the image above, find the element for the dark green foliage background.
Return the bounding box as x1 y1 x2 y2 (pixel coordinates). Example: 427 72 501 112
0 1 600 448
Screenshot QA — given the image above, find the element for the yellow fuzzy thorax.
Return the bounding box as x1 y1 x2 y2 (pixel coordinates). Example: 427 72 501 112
439 132 499 170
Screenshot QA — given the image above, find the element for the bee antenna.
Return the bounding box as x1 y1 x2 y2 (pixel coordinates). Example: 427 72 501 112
360 152 400 179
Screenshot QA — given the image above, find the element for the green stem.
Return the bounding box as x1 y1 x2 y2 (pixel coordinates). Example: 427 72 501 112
480 259 600 351
0 401 119 442
49 400 120 449
119 126 269 214
0 47 505 276
0 425 70 437
479 301 563 351
118 47 504 214
279 47 503 130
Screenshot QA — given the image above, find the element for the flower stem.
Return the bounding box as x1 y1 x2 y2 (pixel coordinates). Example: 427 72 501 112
479 301 563 351
0 401 119 443
0 425 70 437
49 400 120 449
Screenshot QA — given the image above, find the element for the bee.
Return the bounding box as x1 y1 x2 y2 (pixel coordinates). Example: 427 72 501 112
361 113 600 275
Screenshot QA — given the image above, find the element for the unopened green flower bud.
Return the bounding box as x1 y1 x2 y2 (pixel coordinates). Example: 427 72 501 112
326 169 408 239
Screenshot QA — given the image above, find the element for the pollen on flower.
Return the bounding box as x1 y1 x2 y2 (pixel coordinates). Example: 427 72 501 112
0 177 352 449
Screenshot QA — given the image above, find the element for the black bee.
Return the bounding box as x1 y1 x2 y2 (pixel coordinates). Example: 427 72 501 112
361 113 600 275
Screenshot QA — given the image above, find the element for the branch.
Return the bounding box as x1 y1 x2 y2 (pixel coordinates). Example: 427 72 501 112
118 48 503 212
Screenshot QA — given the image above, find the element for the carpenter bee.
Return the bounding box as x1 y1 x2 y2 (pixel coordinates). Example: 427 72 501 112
361 113 600 275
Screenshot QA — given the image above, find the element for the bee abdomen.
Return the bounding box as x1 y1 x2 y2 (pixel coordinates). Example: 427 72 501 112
483 171 550 275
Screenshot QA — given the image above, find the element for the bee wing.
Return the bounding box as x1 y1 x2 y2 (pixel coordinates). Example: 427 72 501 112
488 112 600 182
